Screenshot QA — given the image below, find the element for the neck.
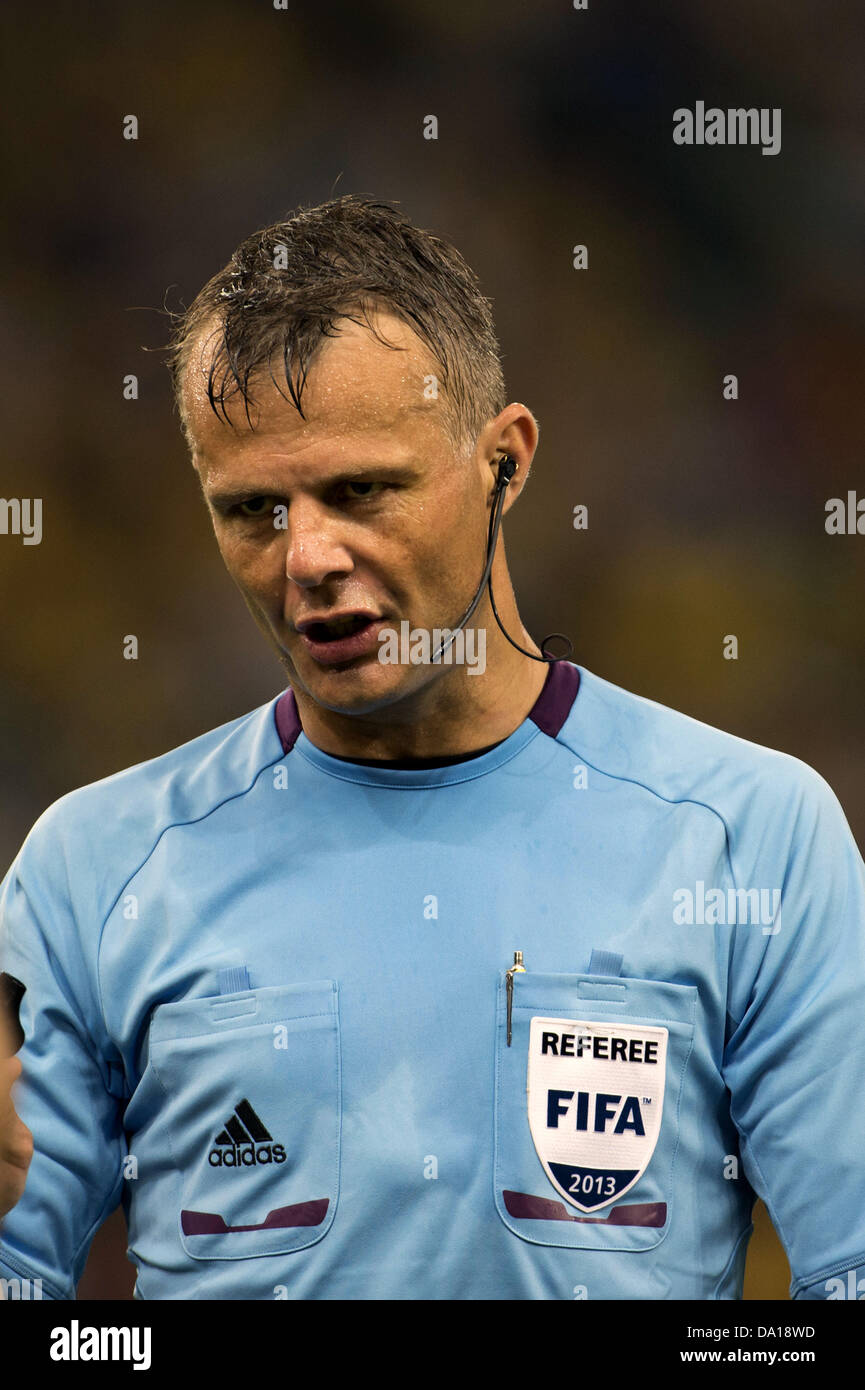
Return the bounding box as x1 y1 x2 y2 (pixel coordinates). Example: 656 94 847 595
288 593 549 760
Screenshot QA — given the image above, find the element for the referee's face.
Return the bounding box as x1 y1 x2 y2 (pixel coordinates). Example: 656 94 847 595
183 311 519 716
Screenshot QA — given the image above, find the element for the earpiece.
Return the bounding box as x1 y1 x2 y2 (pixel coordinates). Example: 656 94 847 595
429 451 572 666
486 455 572 664
496 455 518 487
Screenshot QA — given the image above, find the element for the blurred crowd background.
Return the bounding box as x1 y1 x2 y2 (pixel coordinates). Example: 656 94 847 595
2 0 862 1299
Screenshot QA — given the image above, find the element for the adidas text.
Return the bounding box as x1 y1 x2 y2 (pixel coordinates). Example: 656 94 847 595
208 1143 286 1167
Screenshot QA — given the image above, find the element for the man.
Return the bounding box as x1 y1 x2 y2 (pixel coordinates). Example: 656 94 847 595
1 194 863 1300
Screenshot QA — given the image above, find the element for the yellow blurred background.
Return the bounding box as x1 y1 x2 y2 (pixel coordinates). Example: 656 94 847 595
3 0 862 1301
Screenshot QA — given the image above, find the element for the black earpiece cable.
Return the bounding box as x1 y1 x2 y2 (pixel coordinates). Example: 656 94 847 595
429 456 573 665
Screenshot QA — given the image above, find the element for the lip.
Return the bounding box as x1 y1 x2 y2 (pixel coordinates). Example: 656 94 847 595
294 610 382 634
296 614 389 667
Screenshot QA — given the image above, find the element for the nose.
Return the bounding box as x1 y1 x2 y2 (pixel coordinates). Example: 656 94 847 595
283 499 355 589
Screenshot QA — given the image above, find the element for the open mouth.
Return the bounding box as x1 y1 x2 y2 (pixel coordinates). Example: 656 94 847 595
304 614 374 643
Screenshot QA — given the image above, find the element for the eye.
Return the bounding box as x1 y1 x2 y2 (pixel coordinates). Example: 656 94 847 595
341 480 387 501
237 496 277 518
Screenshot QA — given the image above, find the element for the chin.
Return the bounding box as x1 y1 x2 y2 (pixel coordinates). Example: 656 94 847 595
283 653 428 716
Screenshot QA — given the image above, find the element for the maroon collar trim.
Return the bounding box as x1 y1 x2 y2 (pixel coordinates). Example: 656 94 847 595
274 660 580 757
528 658 580 738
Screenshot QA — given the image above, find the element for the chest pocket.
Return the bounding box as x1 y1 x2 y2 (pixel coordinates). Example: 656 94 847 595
494 955 695 1251
148 978 340 1261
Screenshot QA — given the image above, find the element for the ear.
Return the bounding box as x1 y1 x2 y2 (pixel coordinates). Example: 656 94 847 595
484 405 539 511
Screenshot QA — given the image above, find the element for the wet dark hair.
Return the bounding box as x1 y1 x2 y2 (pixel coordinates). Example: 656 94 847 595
166 193 507 457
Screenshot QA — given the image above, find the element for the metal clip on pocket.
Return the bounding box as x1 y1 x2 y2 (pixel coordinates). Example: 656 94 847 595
505 951 526 1046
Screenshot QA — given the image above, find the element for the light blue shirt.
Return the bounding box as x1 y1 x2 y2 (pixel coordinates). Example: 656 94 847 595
1 662 863 1299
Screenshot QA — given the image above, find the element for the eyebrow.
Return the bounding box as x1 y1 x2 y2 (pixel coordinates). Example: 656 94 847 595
204 461 422 511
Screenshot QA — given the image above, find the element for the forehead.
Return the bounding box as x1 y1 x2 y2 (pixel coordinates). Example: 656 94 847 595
181 310 446 460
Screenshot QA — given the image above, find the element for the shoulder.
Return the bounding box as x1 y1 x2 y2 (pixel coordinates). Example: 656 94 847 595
9 695 284 885
564 665 843 843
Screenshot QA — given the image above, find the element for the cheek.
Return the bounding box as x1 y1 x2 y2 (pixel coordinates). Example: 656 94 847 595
399 495 471 568
414 508 480 581
216 533 284 600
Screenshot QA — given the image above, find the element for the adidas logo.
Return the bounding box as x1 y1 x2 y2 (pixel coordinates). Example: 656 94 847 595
208 1099 286 1168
